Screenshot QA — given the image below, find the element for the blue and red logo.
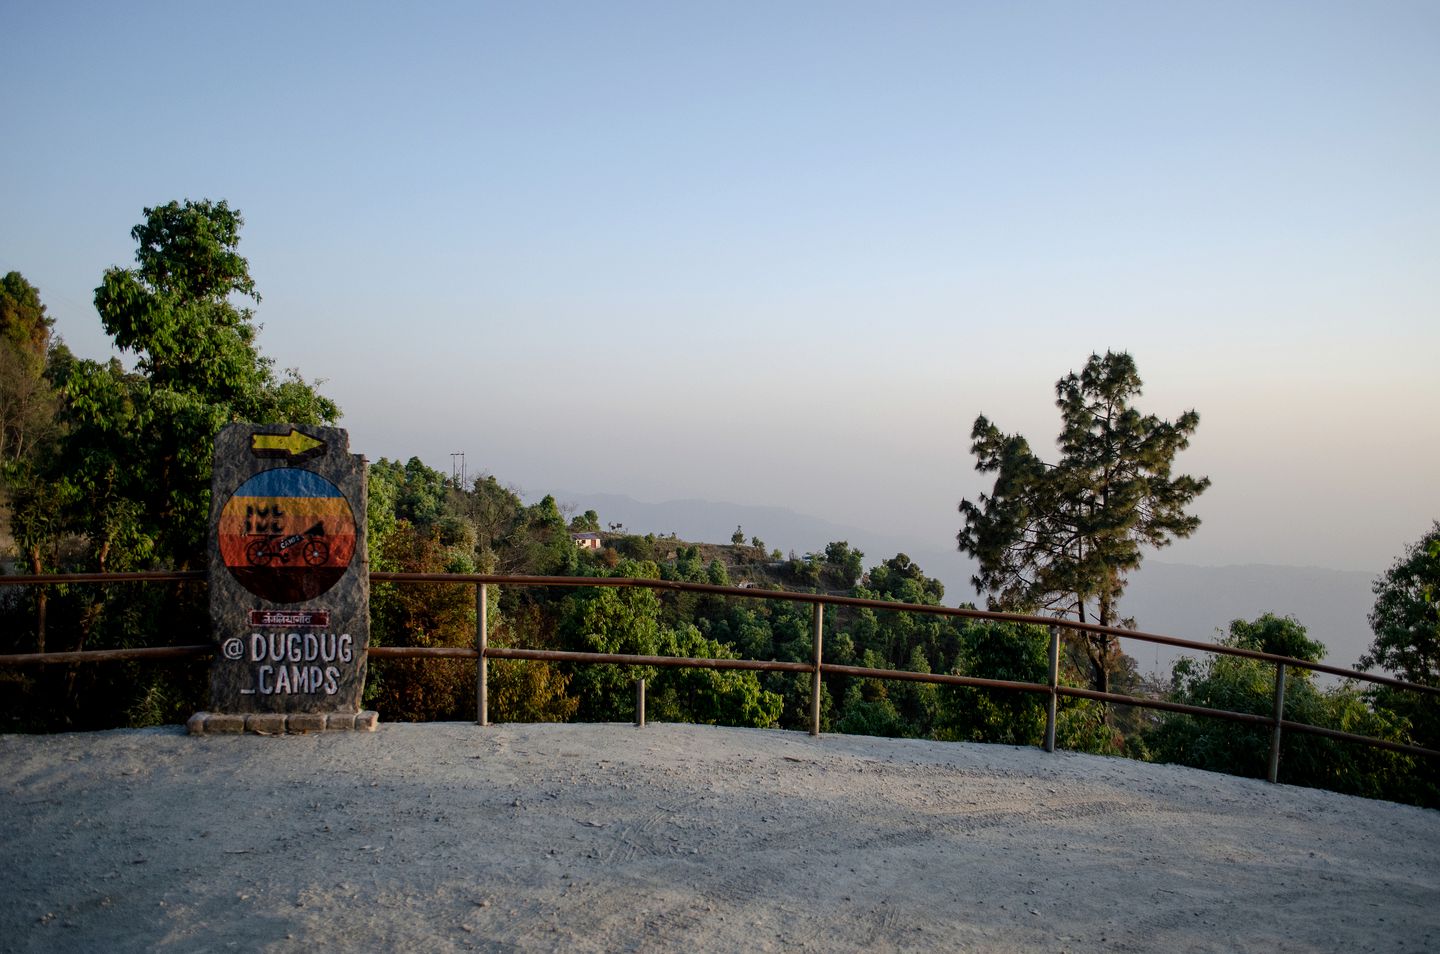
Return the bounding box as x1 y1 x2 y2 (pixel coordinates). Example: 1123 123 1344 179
219 469 356 604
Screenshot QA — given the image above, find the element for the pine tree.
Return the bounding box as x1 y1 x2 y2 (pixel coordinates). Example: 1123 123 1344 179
958 351 1209 694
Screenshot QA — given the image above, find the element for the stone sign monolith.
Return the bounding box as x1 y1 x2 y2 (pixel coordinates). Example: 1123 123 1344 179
188 423 377 735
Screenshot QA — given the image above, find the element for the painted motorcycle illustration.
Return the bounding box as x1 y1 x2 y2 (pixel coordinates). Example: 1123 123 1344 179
245 523 330 567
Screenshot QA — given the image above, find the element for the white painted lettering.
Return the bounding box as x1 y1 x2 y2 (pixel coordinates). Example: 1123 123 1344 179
241 632 356 695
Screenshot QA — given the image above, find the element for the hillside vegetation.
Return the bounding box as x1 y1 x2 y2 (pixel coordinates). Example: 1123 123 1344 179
1 200 1436 810
3 450 1435 807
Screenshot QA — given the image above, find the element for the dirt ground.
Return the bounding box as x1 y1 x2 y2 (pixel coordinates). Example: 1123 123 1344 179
1 722 1436 953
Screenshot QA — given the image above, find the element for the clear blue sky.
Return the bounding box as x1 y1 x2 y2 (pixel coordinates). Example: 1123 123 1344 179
2 1 1436 573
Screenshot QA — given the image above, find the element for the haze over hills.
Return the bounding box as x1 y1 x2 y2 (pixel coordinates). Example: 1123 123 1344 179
546 490 1379 676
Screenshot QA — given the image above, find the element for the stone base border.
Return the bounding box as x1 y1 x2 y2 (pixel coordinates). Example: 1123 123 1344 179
187 711 379 736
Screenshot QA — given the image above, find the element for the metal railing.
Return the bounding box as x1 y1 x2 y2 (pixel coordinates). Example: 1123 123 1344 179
1 570 1437 782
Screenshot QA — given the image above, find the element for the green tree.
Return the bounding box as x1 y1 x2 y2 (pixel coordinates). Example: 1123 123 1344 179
366 525 477 722
486 656 579 723
835 668 908 738
849 554 956 674
1147 614 1421 803
1 202 339 729
1229 612 1328 661
366 456 479 717
0 272 65 654
822 540 865 589
560 580 665 721
0 344 59 470
650 623 783 727
569 509 601 533
1361 522 1440 686
0 272 58 467
865 553 943 605
934 620 1049 745
496 493 583 575
468 475 523 550
958 351 1209 695
58 199 340 569
0 270 53 361
1358 526 1440 804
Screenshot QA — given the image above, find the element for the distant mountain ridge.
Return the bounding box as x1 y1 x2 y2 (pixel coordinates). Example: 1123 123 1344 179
544 489 1379 674
1120 562 1375 676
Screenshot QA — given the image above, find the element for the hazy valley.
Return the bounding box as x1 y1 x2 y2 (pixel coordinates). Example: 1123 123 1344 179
548 489 1378 676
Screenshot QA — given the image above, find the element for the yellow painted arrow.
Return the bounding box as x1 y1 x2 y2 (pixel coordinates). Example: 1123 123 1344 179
251 429 325 461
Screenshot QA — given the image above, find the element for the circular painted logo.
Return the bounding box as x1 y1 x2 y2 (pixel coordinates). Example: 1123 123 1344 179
219 469 357 603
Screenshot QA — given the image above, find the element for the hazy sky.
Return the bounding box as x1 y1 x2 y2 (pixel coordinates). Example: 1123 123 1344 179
3 1 1436 574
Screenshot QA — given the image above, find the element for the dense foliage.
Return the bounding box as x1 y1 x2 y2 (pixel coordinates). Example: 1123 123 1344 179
1146 614 1428 804
0 207 1434 809
1362 522 1440 687
0 200 337 727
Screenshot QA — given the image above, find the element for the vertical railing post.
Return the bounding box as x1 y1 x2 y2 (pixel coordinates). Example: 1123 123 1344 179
1044 625 1060 753
635 678 646 727
810 603 824 737
1268 662 1286 783
476 582 489 727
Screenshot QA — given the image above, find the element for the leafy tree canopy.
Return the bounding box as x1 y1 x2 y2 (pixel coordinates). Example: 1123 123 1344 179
1149 614 1417 801
0 273 60 469
822 540 865 589
0 271 53 363
1362 522 1440 686
33 199 339 569
570 510 600 533
1226 613 1327 665
863 552 942 605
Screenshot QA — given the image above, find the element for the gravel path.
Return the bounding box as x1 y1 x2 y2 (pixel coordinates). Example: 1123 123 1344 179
1 722 1436 952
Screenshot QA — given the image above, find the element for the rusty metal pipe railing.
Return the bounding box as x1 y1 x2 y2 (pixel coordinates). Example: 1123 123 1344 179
0 571 206 585
0 645 212 665
368 646 478 660
1269 663 1288 783
2 571 1438 771
1278 719 1440 759
820 662 1048 695
483 647 812 674
2 569 1435 694
1057 684 1275 724
367 572 1440 695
